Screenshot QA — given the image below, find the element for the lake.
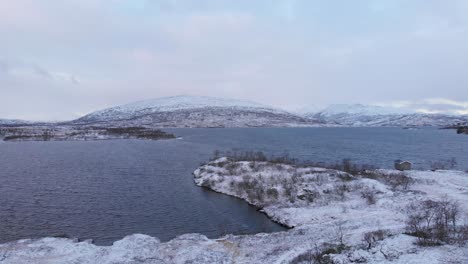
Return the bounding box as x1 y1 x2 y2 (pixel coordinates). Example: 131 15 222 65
0 127 467 245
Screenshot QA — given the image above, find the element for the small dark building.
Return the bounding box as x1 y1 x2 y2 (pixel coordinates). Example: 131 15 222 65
394 160 412 171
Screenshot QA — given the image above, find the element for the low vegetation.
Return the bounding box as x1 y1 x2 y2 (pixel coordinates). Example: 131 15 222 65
210 150 376 175
197 151 427 209
405 198 468 246
430 158 458 170
193 151 468 263
290 243 348 264
360 170 413 191
0 126 176 141
362 229 390 249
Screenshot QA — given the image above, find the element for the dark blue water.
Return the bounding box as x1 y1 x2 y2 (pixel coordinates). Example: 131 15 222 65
167 127 468 170
0 128 467 245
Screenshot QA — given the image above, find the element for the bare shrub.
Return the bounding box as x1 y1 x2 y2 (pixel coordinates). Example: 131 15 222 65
360 171 380 180
209 151 377 174
323 159 377 175
360 189 377 205
361 171 412 191
405 198 467 246
314 174 329 186
298 189 321 203
386 173 412 191
200 179 216 188
283 183 297 203
330 184 350 201
291 172 302 184
266 188 279 200
363 230 388 249
457 224 468 245
225 162 240 175
430 158 457 171
270 153 299 164
290 243 347 264
337 173 354 182
212 150 221 160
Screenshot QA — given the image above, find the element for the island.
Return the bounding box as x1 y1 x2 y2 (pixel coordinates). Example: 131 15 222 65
457 126 468 135
0 126 176 141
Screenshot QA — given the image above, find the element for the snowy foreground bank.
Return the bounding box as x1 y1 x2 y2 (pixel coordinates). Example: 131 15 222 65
1 159 467 263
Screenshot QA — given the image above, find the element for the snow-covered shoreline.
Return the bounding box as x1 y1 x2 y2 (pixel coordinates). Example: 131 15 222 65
1 159 467 263
192 158 468 263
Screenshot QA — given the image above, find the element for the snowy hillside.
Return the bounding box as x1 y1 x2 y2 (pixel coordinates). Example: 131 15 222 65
316 104 414 116
0 119 30 125
305 104 468 127
74 96 318 128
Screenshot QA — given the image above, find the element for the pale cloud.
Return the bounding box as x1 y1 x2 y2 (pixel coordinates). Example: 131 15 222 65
0 59 79 85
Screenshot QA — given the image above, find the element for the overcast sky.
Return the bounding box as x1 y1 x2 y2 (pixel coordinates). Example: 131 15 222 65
1 0 467 120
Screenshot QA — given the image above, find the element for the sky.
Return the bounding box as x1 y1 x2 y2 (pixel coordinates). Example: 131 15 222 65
1 0 467 120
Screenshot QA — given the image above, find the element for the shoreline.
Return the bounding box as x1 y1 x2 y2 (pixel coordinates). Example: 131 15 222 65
1 159 467 263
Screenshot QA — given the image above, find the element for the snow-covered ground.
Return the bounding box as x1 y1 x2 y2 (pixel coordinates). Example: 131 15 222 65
0 159 467 263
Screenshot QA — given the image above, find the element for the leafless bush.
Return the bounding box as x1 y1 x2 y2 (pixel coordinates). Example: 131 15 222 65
283 183 297 203
430 158 457 170
314 174 329 186
297 189 321 203
361 189 377 205
266 188 279 200
209 151 377 175
290 243 348 264
213 150 269 163
212 150 221 160
405 198 467 246
361 171 412 191
329 184 350 201
337 173 354 182
387 173 412 191
363 230 388 249
200 178 216 188
225 162 239 175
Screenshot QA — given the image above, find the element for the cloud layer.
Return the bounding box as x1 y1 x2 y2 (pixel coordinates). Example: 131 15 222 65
0 0 467 120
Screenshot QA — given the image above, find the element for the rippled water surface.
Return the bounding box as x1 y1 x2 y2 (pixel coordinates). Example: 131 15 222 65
0 127 467 245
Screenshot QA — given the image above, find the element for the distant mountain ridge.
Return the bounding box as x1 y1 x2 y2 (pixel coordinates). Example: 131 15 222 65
305 104 468 127
3 99 467 128
0 119 30 125
73 95 318 128
315 104 414 116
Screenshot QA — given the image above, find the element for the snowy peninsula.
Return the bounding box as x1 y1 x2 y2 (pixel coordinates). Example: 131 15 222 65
0 157 467 263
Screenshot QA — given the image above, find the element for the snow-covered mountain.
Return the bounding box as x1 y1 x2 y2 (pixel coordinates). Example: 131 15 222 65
305 104 468 127
73 96 318 128
316 104 414 116
0 119 30 126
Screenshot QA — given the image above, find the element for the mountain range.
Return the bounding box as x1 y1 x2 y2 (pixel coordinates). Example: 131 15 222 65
72 96 317 128
0 119 30 126
3 96 468 128
305 104 468 127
